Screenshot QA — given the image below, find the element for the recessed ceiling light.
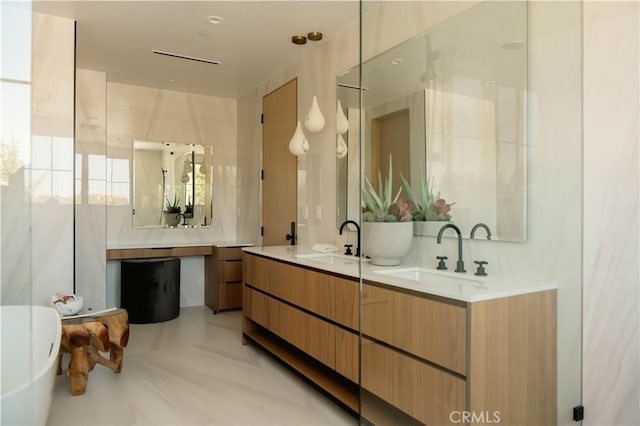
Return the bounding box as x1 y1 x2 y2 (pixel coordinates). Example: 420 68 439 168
207 15 223 24
389 58 404 65
167 77 176 82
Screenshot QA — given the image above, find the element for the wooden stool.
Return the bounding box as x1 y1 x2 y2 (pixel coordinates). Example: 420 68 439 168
58 308 129 396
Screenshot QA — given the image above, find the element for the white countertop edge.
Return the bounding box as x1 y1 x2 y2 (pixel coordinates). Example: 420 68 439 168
107 242 253 250
242 246 558 303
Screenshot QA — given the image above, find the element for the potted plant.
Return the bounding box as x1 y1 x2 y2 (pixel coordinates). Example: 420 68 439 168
401 164 455 236
361 156 413 266
164 195 182 227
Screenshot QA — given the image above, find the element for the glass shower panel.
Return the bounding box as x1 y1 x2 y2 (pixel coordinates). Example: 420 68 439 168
1 2 34 423
1 0 33 305
358 1 583 424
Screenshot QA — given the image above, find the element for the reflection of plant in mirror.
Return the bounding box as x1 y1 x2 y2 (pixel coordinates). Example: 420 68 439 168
401 165 454 221
185 199 193 215
165 195 181 213
362 156 412 222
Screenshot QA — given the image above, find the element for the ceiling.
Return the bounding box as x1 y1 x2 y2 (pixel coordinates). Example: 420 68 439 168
33 1 363 99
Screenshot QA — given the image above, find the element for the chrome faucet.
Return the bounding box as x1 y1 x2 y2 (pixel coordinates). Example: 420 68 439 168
175 213 188 226
436 223 466 273
470 223 492 240
339 220 360 257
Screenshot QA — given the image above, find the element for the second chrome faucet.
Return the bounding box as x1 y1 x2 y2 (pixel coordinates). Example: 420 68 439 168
436 223 466 273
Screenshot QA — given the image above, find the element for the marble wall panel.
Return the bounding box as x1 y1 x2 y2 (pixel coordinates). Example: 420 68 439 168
75 69 107 311
583 2 640 424
29 12 75 306
106 82 238 247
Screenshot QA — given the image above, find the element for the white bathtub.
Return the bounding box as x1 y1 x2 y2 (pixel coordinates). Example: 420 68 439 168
1 305 62 425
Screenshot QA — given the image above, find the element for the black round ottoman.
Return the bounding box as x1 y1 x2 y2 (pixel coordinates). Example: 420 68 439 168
121 257 180 324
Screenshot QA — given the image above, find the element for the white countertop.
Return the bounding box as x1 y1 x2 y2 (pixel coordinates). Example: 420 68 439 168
214 242 254 248
242 245 557 303
107 242 253 250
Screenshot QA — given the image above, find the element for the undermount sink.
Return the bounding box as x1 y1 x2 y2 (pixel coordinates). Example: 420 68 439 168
373 267 485 284
294 253 365 265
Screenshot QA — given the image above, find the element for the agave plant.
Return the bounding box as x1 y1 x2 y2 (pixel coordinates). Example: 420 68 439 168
361 156 411 222
164 194 181 214
400 164 454 221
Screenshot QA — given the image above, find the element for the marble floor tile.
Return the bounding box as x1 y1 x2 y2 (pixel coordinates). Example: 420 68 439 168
48 307 357 426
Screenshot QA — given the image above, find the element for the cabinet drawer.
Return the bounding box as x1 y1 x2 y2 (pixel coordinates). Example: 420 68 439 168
219 282 242 310
362 283 467 375
362 338 466 425
333 277 359 330
221 260 242 282
244 254 278 294
244 286 279 329
277 262 334 320
335 328 359 383
244 287 335 369
220 247 244 260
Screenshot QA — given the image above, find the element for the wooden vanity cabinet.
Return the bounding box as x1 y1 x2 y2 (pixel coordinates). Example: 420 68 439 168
242 252 557 425
205 246 244 313
242 252 360 412
361 282 557 426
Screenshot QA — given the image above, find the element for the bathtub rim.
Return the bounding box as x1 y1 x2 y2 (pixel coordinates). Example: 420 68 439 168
0 305 62 399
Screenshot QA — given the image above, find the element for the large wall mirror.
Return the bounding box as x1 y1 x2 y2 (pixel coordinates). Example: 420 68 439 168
337 1 527 242
133 140 212 228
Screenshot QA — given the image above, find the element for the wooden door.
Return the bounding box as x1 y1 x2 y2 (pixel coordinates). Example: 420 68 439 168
371 108 410 191
262 78 297 245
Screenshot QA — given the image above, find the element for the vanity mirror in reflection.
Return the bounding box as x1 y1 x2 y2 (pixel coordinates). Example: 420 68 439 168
132 140 212 228
336 1 527 242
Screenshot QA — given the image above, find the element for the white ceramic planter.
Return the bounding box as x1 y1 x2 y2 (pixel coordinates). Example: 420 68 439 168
413 220 451 237
164 212 181 227
362 221 413 266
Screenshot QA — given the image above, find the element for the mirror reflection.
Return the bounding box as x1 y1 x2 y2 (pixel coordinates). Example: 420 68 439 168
133 140 212 228
337 1 527 241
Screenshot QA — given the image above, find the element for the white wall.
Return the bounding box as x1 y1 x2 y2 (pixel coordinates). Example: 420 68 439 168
583 2 640 424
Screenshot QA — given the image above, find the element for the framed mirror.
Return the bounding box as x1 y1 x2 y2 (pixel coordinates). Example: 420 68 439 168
336 1 527 242
132 140 212 228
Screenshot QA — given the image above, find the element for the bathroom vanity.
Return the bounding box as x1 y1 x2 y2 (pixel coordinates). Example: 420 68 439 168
242 246 557 425
205 245 247 313
107 243 251 313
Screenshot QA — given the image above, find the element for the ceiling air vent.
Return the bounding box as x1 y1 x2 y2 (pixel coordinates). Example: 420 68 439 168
152 49 220 65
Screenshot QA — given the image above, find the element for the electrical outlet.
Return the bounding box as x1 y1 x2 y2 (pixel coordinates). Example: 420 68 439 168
315 205 322 220
302 206 309 220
